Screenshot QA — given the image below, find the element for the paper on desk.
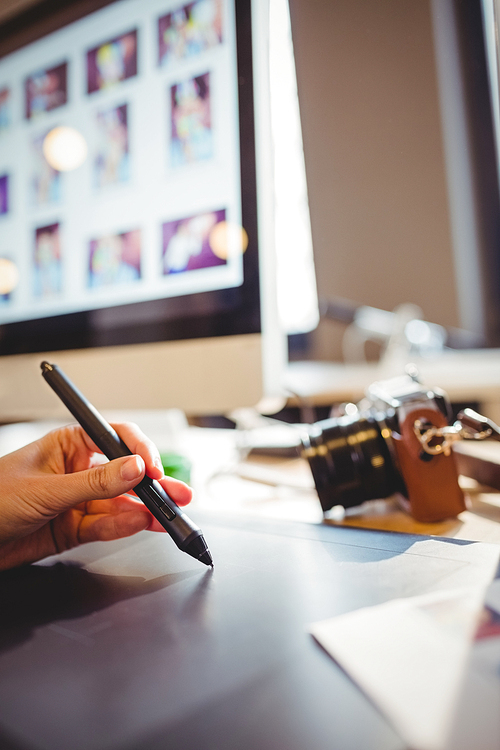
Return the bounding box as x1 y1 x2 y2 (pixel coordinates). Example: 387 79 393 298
310 545 500 750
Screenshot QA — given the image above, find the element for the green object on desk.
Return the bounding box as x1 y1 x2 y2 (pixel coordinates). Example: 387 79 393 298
160 451 192 484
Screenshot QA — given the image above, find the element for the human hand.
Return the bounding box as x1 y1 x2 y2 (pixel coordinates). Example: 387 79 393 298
0 423 192 571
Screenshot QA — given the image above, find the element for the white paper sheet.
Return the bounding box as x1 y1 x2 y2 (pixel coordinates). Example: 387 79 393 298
310 540 500 750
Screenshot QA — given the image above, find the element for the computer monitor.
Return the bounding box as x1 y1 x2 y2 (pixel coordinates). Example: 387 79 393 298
0 0 285 421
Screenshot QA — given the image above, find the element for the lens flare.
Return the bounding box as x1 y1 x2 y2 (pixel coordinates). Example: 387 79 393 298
208 221 248 260
0 258 19 295
43 126 88 171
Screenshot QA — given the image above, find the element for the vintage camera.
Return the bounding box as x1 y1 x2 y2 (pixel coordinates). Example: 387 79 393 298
301 371 466 522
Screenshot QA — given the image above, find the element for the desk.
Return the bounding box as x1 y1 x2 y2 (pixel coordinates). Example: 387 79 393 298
0 517 402 750
3 418 500 544
183 424 500 546
1 514 499 750
286 349 500 421
1 421 500 750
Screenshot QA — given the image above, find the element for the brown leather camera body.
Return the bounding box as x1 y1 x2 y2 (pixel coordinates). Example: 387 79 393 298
392 407 466 522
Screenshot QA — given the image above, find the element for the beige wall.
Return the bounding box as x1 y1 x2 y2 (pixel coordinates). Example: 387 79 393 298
289 0 460 360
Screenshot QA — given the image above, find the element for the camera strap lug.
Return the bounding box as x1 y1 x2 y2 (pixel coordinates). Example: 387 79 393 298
414 408 500 457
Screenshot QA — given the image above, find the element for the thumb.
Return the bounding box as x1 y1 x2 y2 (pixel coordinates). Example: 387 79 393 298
43 455 146 511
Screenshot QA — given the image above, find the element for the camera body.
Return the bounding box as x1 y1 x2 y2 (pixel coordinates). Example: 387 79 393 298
301 373 466 522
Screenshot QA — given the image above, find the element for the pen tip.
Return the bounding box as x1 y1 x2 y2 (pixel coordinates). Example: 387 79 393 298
199 550 213 567
183 535 213 566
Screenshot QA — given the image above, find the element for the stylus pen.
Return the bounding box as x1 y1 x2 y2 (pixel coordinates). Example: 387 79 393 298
40 361 213 566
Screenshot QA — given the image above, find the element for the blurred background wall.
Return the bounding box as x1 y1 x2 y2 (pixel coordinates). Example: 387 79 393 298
288 0 480 362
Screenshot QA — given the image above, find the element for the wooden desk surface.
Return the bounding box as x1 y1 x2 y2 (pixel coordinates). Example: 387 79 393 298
184 426 500 546
2 419 500 545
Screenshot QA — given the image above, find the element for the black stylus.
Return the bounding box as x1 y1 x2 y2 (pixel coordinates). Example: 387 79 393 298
41 361 213 566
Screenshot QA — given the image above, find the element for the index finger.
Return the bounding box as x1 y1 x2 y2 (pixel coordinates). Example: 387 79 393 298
110 422 164 480
78 421 164 479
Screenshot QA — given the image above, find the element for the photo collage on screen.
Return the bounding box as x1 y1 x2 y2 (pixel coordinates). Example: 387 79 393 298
0 0 239 322
94 103 130 188
26 62 68 304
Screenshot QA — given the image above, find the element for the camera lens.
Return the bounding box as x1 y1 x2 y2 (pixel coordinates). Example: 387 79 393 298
301 413 404 512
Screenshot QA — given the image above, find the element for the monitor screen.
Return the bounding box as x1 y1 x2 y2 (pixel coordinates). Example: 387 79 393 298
0 0 282 419
0 0 258 348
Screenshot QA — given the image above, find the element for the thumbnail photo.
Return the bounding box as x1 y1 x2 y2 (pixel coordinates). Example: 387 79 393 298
170 73 212 167
0 87 11 133
88 229 141 288
162 208 226 274
158 0 223 66
25 63 68 120
0 174 8 215
34 222 62 298
94 103 129 187
87 30 138 94
32 131 61 206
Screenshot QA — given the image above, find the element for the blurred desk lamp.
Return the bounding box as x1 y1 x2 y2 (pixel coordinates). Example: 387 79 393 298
320 298 482 363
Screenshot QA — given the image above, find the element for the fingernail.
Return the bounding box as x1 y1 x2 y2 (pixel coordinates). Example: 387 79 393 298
121 456 143 481
154 456 163 473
